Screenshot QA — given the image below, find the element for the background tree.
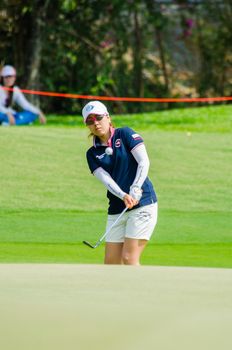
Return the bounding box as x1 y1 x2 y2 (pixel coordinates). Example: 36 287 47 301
0 0 231 114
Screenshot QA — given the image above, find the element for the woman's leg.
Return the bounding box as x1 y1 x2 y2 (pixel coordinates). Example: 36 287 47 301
122 238 147 266
0 112 10 125
122 203 158 265
104 211 127 264
104 242 124 264
14 111 38 125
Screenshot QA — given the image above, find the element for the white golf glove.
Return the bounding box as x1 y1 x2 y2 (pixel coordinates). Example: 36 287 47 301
129 185 143 201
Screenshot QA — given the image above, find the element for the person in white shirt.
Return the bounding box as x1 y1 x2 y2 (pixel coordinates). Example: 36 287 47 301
0 65 46 126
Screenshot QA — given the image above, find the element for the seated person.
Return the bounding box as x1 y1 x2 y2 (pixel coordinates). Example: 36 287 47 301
0 65 46 126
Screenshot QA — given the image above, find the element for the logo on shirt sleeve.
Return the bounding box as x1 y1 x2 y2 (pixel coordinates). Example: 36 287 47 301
132 133 142 140
96 153 106 159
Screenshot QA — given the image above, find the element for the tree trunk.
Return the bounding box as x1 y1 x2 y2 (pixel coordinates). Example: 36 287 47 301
25 0 51 106
145 0 169 94
154 26 169 93
133 9 143 98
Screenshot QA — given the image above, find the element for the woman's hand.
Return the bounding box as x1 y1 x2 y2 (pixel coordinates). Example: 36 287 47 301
7 113 15 125
39 112 47 124
123 194 138 209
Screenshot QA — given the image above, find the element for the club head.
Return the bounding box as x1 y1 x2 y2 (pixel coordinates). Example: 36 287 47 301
83 240 95 249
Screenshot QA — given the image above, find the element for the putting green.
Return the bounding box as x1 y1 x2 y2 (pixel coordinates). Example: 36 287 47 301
0 264 231 350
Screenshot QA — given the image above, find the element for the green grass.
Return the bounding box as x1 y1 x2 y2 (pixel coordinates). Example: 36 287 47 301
1 264 231 350
48 104 232 132
0 104 231 267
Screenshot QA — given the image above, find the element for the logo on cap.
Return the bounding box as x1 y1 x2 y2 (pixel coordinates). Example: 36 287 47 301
86 105 94 112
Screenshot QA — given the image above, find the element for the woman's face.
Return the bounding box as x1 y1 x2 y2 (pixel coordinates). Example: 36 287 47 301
86 114 111 138
3 75 16 87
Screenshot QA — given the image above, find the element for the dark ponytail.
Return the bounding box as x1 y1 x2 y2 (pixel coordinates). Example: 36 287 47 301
5 86 14 107
1 78 14 107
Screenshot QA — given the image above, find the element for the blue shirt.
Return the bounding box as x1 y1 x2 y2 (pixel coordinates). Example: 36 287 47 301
86 127 157 214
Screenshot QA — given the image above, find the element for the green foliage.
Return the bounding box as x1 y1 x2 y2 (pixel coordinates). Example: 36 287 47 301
1 1 231 114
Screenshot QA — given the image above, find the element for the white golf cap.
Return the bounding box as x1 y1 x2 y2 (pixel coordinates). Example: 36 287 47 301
82 101 108 122
1 65 16 77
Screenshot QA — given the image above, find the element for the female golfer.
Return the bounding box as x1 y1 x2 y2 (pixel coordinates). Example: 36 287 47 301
0 65 46 126
83 100 158 265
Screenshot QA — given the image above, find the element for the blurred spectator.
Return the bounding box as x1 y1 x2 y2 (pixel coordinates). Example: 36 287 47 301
0 65 46 126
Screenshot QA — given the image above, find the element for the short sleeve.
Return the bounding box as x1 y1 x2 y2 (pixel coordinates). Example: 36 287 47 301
86 148 100 174
121 127 144 151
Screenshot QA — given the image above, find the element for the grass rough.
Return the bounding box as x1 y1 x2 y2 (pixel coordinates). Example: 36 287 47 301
0 105 231 267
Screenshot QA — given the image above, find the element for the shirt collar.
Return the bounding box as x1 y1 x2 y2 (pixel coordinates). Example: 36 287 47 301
93 126 115 148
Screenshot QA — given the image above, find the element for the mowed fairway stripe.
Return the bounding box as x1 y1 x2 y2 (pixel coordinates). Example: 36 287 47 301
0 126 232 267
0 264 231 350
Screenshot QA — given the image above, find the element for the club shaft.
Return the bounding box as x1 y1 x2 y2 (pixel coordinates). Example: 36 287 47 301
97 207 127 245
83 207 127 248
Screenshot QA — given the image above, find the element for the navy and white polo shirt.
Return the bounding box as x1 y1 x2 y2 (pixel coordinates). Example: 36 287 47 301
86 127 157 214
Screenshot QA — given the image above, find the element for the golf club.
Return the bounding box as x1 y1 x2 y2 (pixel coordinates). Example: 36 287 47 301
83 207 127 249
